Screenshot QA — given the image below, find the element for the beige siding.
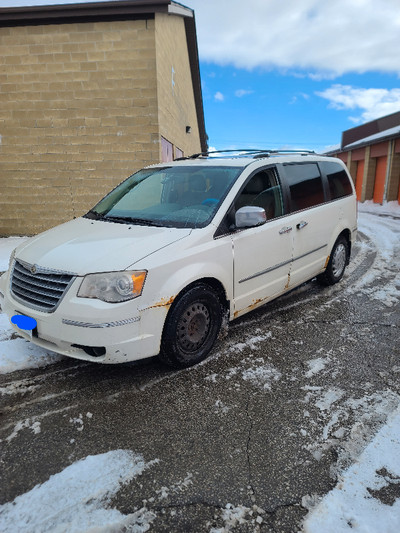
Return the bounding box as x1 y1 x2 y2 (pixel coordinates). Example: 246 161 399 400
387 150 400 201
0 19 159 235
154 13 201 158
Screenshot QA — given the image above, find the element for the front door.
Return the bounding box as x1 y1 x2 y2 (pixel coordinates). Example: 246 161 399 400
230 167 293 318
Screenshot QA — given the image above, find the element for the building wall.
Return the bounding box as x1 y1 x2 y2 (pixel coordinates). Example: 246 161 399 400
0 19 161 236
390 140 400 203
154 13 201 159
337 139 400 204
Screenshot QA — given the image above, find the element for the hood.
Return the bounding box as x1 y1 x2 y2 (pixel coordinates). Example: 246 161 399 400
15 218 192 276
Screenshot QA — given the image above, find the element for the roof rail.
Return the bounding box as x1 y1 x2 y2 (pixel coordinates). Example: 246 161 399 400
175 149 316 160
252 149 316 158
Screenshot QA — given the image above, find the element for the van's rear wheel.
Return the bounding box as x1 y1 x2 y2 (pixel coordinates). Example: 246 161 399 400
318 235 349 285
159 283 222 368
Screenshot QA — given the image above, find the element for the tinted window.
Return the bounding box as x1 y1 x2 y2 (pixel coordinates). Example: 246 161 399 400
284 163 325 211
320 161 353 200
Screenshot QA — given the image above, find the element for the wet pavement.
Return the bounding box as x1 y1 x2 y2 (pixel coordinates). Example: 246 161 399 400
1 212 399 532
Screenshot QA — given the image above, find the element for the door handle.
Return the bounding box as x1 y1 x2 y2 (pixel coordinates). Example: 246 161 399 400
296 221 308 230
279 226 293 234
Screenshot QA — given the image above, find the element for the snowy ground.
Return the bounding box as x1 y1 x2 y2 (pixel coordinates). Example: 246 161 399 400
0 236 29 273
0 201 399 532
0 450 159 532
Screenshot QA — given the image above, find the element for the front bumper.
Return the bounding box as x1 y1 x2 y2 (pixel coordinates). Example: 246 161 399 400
0 271 166 364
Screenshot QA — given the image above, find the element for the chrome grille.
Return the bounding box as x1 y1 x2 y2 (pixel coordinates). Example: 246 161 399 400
11 260 75 312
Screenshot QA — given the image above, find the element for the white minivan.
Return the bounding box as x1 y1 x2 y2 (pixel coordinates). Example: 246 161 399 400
0 150 357 368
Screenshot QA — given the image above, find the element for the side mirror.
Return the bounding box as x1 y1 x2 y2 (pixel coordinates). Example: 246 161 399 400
235 206 266 228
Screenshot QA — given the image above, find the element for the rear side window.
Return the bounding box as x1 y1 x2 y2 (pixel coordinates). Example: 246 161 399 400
320 161 353 200
284 163 324 211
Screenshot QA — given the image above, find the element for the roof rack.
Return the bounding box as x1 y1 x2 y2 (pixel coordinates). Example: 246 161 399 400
252 149 316 158
175 149 316 160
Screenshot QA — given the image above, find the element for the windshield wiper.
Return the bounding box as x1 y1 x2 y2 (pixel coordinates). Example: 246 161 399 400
85 210 106 220
103 216 163 227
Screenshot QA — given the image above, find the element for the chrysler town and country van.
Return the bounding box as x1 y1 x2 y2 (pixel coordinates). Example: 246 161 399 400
0 150 357 368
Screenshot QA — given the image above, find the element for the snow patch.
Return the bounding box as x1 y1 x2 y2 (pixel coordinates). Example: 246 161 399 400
305 357 330 378
156 473 193 500
242 364 281 390
0 381 40 396
358 200 400 218
4 406 76 442
314 388 345 411
0 313 14 342
229 331 272 354
348 213 400 307
210 504 265 532
302 387 400 471
70 413 85 432
303 405 400 533
0 236 29 272
0 337 63 374
0 450 158 533
215 399 231 414
5 418 42 442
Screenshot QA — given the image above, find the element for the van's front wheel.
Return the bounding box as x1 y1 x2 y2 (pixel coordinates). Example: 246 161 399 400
318 235 349 285
159 283 222 368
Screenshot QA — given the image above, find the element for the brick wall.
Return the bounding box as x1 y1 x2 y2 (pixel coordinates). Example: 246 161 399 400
387 150 400 201
0 19 161 235
154 13 201 158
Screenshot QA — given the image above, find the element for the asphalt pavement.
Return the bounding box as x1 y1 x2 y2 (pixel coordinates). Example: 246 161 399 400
1 213 399 532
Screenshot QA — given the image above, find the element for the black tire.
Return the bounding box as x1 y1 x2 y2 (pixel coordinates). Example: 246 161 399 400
159 283 223 368
318 235 349 286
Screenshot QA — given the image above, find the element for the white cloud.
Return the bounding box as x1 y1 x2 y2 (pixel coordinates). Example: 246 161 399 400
235 89 254 98
2 0 399 77
290 92 311 104
214 91 225 102
188 0 400 76
316 85 400 122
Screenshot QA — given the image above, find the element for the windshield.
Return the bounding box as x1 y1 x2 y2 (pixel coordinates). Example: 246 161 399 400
86 165 242 228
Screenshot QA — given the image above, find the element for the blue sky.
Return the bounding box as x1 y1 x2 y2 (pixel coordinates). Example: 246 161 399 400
188 0 400 153
1 0 400 153
200 67 400 152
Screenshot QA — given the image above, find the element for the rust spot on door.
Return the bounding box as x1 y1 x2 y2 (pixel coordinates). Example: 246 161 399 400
234 297 265 319
248 298 263 311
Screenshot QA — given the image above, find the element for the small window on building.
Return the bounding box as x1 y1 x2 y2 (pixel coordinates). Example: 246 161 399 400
161 137 174 162
320 161 353 200
284 163 325 211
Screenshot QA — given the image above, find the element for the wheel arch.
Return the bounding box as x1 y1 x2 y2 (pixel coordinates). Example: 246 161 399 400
336 228 351 264
168 276 230 315
159 277 229 367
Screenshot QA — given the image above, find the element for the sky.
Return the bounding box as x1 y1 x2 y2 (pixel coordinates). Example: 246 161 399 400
1 0 400 152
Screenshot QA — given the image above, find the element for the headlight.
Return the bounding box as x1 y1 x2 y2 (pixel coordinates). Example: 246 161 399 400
77 271 147 303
